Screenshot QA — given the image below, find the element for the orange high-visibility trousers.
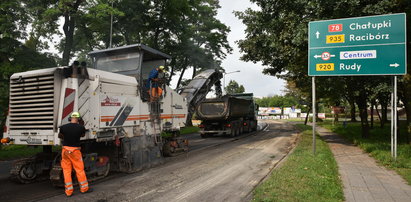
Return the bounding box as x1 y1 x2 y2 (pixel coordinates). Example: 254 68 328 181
149 87 163 100
61 146 89 196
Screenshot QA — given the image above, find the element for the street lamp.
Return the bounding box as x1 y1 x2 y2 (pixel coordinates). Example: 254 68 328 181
223 70 241 94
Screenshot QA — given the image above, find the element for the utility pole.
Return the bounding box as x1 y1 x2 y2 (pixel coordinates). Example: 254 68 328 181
109 1 114 48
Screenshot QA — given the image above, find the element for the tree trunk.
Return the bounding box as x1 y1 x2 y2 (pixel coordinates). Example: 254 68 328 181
375 106 383 128
192 66 197 79
62 14 76 66
333 113 339 123
304 106 311 125
61 0 83 66
176 58 188 89
152 1 165 49
356 91 370 138
176 66 186 89
349 98 357 122
315 102 322 122
168 65 174 85
382 103 388 127
370 100 375 129
402 94 411 144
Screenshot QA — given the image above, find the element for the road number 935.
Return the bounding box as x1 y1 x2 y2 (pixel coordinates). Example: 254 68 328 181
326 34 345 44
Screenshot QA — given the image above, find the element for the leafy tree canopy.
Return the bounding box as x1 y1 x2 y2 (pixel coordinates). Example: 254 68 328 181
225 80 245 94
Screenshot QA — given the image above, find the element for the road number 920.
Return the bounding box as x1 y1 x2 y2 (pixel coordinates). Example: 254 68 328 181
316 63 335 71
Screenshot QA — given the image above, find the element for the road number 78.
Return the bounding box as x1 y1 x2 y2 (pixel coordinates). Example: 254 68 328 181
328 24 343 32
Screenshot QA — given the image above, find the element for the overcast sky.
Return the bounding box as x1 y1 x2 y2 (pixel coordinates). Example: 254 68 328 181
171 0 285 97
213 0 285 97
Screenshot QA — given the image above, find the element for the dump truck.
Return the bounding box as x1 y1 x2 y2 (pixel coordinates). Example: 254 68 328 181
0 44 223 185
196 93 258 138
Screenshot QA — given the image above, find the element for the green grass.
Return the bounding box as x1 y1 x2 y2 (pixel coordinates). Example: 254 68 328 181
180 126 200 135
0 145 61 161
253 124 344 202
319 120 411 185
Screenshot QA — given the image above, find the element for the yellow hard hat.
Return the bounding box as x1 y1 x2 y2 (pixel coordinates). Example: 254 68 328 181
159 66 166 71
71 112 81 118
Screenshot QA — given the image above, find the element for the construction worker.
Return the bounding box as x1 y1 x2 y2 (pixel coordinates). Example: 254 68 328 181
58 112 92 197
147 65 166 101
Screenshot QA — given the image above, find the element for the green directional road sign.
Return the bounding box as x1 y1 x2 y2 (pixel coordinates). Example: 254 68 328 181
308 13 406 76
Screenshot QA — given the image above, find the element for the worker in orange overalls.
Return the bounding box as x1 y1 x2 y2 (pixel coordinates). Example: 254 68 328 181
58 112 92 197
147 65 166 101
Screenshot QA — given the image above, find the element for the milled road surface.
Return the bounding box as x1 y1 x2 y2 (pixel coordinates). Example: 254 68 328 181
0 120 299 202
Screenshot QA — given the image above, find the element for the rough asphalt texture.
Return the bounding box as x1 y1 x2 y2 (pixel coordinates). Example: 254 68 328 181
317 126 411 202
38 120 298 202
0 161 11 179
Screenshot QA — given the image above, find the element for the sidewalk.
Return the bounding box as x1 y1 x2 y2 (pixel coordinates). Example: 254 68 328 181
316 126 411 202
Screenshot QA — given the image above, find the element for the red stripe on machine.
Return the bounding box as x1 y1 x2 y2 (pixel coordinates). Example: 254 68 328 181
62 102 74 119
62 88 75 120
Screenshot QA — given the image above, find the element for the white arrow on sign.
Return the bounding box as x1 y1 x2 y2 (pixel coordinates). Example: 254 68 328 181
316 31 320 39
313 54 336 59
390 63 400 68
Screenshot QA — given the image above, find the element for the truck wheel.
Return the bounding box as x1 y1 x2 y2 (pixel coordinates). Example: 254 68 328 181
230 128 236 137
246 121 251 133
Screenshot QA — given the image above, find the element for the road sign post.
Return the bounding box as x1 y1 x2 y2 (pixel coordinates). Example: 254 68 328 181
312 77 316 155
308 13 407 157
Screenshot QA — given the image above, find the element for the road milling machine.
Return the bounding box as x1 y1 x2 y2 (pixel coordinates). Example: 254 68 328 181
1 44 223 186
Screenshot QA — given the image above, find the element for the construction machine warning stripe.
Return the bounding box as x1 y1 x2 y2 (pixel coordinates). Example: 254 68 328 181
100 117 149 122
62 88 76 124
160 114 186 119
101 115 149 118
100 114 185 122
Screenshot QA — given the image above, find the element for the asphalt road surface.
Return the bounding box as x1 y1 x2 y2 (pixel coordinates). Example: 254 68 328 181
0 120 299 202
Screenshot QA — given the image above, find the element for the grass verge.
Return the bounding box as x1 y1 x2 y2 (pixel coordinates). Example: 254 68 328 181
0 145 60 161
180 126 200 135
253 124 344 202
319 121 411 185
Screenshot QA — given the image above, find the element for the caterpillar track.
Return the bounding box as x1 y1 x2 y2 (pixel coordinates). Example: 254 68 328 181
10 152 110 187
10 152 57 184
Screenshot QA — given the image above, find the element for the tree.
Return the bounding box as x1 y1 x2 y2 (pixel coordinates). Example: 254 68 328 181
224 80 245 94
255 95 299 108
0 0 58 133
1 0 232 135
71 0 232 88
23 0 89 65
236 0 411 138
